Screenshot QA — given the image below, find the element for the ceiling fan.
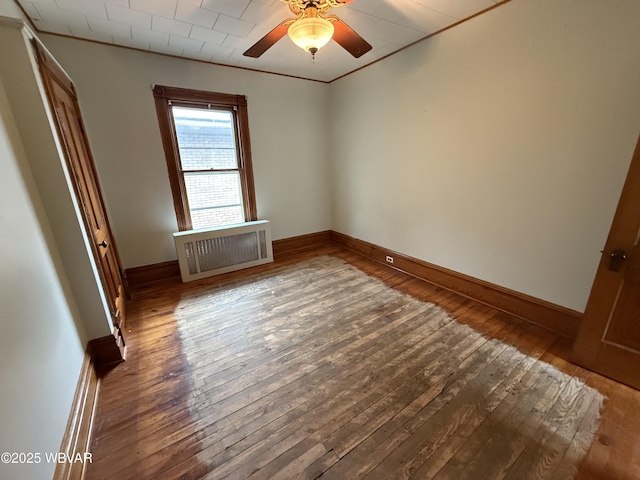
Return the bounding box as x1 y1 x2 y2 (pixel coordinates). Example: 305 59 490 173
243 0 372 60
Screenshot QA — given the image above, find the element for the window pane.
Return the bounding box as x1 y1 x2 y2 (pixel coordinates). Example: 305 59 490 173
184 171 244 229
172 107 238 170
191 206 244 230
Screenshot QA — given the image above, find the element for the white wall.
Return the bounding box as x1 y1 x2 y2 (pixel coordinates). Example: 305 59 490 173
0 24 112 340
40 36 332 268
27 0 640 314
0 0 26 20
329 0 640 312
0 63 85 480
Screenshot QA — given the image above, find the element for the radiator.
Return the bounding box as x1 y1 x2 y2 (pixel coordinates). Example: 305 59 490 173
173 220 273 283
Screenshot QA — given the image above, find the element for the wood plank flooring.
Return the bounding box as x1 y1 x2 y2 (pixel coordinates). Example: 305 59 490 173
86 245 640 479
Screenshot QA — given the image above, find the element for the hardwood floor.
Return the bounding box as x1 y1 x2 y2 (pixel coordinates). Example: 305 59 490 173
86 245 640 479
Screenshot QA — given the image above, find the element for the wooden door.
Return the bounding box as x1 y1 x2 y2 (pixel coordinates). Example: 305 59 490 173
34 42 126 352
572 133 640 390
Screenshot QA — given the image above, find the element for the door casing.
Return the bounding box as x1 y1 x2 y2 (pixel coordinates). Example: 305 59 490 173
33 40 127 357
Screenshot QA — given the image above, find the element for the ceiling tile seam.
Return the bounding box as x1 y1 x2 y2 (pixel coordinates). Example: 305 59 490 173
10 0 512 84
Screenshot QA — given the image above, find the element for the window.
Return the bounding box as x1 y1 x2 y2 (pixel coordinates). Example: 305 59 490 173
153 85 257 231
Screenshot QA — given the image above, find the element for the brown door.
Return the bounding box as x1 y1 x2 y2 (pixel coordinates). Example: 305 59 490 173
572 134 640 390
34 42 126 352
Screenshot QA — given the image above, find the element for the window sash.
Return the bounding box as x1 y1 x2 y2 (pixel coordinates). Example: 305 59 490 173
183 171 245 228
153 85 257 231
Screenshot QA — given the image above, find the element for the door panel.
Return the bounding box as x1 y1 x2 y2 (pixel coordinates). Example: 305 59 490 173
34 42 126 350
572 134 640 390
604 249 640 351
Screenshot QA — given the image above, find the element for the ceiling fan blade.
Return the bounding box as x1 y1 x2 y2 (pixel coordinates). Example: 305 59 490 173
243 19 294 58
327 16 372 58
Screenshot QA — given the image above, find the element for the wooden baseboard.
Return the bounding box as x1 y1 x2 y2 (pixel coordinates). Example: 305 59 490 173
88 335 125 376
330 231 582 339
125 259 180 287
125 231 333 287
124 229 580 338
273 230 332 257
53 349 100 480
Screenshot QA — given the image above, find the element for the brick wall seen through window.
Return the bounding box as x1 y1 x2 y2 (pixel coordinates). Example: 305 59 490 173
173 108 244 228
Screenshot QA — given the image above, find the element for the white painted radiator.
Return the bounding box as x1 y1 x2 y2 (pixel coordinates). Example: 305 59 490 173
173 220 273 283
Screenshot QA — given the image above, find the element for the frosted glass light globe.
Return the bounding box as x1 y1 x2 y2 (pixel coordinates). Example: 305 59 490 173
288 17 334 53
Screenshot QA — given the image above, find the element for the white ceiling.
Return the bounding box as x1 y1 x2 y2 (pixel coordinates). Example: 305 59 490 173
16 0 507 82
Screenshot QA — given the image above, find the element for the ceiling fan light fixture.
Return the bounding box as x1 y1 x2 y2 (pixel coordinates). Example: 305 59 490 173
288 17 334 55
